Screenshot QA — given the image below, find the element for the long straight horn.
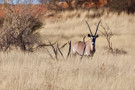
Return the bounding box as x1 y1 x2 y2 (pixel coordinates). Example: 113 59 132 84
94 20 101 36
85 20 93 36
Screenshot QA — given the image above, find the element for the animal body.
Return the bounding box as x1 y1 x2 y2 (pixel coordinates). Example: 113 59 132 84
73 20 101 57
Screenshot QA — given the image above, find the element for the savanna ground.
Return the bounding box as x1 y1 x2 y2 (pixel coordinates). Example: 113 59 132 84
0 8 135 90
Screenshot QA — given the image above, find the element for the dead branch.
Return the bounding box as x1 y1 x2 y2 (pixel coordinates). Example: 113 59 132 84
66 41 71 59
49 41 58 60
35 41 57 49
60 43 67 49
46 48 54 59
57 43 64 59
100 23 113 51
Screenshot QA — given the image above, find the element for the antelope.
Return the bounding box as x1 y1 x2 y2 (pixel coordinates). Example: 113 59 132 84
73 20 101 57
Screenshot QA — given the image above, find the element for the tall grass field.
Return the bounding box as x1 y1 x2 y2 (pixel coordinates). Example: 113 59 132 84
0 9 135 90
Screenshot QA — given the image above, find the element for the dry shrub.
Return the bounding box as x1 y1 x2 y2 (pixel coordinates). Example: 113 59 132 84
100 23 113 50
0 17 4 27
0 0 44 51
46 41 71 60
107 0 135 14
100 23 127 55
107 48 127 55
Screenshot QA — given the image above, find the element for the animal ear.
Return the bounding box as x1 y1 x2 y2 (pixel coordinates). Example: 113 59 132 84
96 35 99 37
88 34 91 37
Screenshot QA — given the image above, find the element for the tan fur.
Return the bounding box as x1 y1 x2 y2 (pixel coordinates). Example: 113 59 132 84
73 39 96 56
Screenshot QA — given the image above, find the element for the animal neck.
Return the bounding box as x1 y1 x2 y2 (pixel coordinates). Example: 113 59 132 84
87 39 95 51
91 44 95 51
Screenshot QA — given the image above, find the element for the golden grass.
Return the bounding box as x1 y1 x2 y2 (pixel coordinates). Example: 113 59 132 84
0 9 135 90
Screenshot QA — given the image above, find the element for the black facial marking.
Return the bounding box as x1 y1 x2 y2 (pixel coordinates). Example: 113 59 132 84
88 34 99 45
92 37 95 42
88 34 91 37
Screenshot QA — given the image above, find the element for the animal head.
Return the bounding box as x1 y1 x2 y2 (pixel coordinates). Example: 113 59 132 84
85 20 101 45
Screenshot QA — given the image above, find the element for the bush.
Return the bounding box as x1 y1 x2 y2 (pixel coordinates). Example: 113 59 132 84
107 0 135 14
0 17 4 27
0 1 44 51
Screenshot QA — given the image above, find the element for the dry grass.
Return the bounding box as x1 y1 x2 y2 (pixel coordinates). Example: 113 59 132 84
0 9 135 90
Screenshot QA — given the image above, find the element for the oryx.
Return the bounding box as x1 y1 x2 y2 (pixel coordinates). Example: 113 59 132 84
73 20 101 57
